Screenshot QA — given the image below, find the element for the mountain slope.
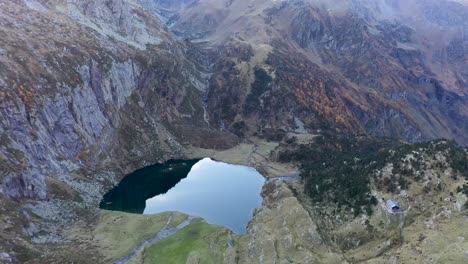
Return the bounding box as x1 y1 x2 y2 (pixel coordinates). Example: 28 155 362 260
156 0 468 145
0 0 240 201
0 1 240 259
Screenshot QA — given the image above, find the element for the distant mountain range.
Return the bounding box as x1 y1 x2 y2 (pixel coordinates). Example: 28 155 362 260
146 0 468 145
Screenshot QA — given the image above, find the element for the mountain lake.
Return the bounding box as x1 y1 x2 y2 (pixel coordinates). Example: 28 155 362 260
100 158 265 234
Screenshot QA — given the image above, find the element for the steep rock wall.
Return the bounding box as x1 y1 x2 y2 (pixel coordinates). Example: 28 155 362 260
0 0 221 201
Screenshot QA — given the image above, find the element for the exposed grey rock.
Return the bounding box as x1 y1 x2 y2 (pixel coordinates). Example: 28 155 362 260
244 181 344 263
75 0 133 36
0 252 12 263
23 0 48 12
59 0 163 50
0 33 202 200
1 170 47 200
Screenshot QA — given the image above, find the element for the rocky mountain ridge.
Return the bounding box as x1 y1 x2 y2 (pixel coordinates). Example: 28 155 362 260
155 0 468 145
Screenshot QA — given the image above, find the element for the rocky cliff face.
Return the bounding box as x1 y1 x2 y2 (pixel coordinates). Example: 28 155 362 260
0 0 237 202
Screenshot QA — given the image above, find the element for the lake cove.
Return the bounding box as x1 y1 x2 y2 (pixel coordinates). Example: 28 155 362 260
100 158 265 234
100 159 200 214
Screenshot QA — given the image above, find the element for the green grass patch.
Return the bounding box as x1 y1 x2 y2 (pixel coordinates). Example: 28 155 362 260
93 211 173 262
143 218 230 264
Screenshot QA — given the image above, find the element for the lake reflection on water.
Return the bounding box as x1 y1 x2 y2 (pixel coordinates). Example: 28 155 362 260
144 158 265 234
100 158 265 234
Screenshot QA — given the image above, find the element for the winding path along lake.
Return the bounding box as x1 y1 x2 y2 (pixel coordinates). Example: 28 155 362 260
100 158 265 234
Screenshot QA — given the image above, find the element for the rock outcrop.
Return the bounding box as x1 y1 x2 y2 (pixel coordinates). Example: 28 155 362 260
241 180 345 263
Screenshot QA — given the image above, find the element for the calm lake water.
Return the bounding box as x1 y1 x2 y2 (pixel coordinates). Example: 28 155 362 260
100 158 265 234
